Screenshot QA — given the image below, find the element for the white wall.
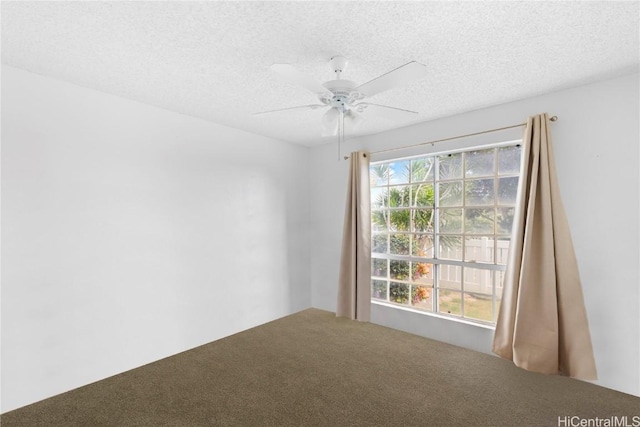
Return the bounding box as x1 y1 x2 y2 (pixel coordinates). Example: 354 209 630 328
310 73 640 397
1 66 311 412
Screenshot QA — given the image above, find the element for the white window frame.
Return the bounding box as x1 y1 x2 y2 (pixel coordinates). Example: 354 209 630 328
370 140 523 327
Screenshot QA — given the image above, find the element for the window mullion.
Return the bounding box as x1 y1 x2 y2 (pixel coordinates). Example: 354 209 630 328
460 151 465 318
433 156 440 314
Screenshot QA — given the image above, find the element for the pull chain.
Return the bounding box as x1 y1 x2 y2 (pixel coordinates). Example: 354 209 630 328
337 110 344 161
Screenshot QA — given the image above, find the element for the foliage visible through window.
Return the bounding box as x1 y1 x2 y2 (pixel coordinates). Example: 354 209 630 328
370 144 521 324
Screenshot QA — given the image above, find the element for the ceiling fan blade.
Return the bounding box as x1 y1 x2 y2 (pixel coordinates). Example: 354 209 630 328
356 103 419 120
355 61 428 97
253 104 326 115
321 108 340 136
270 63 328 94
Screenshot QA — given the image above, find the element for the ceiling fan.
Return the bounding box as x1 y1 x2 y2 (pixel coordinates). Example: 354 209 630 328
254 56 429 137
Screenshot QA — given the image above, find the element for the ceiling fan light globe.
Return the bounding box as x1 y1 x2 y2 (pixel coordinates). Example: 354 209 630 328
321 108 340 136
345 110 365 129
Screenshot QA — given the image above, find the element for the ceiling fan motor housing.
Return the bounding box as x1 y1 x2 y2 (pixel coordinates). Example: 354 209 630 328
320 79 364 112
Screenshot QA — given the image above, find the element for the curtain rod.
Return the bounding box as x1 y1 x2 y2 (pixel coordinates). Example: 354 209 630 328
343 115 558 160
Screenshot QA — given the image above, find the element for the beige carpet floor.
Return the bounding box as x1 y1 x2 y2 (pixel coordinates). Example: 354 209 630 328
2 308 639 426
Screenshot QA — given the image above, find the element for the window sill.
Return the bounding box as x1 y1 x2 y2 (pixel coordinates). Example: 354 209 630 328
371 300 496 331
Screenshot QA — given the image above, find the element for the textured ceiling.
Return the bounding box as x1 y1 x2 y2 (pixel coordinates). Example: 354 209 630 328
2 1 639 147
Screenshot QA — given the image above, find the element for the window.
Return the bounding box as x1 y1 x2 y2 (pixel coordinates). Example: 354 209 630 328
370 142 522 325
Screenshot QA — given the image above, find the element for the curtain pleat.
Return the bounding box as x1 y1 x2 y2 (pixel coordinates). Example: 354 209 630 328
493 113 597 380
337 151 371 321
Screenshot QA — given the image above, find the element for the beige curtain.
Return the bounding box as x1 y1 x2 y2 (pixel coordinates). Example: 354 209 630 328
337 151 371 321
493 113 597 380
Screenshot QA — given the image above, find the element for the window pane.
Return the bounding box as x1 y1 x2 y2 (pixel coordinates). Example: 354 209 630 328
496 207 515 234
465 148 495 178
464 268 494 295
372 210 388 232
437 236 462 260
389 282 410 304
372 234 388 254
412 234 434 258
438 153 462 180
464 236 494 263
412 184 434 207
497 176 519 205
465 208 494 234
465 178 495 206
370 164 389 186
498 145 521 175
372 280 388 301
389 234 410 256
388 186 410 207
438 265 461 291
388 209 411 232
412 262 433 283
372 259 388 278
371 187 387 208
411 283 433 311
496 270 506 290
411 158 434 183
438 181 462 206
438 290 461 316
463 293 493 322
389 161 410 184
439 208 463 233
495 237 510 265
412 209 434 233
390 260 410 281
